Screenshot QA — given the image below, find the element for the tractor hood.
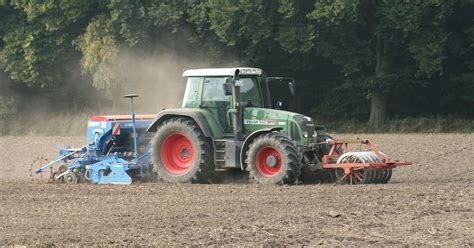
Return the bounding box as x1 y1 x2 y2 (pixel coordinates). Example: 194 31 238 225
243 108 315 145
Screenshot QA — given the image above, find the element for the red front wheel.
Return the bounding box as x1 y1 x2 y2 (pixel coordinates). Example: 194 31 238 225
255 146 283 177
246 132 301 185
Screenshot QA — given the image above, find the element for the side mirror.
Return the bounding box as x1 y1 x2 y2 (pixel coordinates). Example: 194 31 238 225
288 82 295 96
276 100 283 109
223 82 233 96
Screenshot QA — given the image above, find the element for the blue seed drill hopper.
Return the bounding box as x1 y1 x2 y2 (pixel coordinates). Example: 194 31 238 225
35 94 155 184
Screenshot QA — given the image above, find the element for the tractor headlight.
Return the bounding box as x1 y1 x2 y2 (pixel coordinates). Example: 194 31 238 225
293 114 316 140
302 131 309 138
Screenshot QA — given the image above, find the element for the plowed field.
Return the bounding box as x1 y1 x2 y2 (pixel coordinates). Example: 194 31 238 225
0 134 473 246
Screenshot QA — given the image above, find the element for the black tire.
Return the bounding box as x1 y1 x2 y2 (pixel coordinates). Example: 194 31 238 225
151 117 214 183
246 131 301 185
316 133 340 183
316 133 334 155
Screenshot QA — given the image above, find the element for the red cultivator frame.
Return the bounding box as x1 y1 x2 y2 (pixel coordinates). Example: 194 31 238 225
321 139 412 184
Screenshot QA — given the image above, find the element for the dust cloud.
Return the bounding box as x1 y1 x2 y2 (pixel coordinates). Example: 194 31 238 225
0 36 240 135
112 46 239 114
114 49 190 113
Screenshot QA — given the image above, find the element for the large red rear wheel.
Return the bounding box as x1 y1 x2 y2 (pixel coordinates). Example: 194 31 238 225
246 132 301 185
152 118 214 183
160 133 195 174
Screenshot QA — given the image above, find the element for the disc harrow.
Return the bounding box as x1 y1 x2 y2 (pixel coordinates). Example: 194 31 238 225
321 139 410 185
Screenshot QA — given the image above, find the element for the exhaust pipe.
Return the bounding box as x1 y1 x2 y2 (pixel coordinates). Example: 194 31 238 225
232 69 242 140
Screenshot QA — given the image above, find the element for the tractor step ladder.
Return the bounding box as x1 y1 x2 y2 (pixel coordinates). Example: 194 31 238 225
214 139 226 168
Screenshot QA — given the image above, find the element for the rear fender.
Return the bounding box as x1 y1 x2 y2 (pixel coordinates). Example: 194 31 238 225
240 127 283 170
147 109 214 137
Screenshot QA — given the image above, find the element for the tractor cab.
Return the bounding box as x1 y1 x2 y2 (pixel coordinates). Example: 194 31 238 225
179 68 310 142
181 68 272 135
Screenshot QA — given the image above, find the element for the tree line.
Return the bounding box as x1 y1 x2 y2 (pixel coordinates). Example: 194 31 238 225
0 0 472 130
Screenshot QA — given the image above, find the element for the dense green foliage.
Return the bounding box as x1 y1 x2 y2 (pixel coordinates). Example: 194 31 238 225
0 0 472 131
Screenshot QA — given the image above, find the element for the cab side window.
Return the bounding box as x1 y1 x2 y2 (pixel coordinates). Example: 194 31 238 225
202 77 232 132
182 77 201 108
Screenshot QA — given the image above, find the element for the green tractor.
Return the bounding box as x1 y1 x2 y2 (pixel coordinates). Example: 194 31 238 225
147 67 334 185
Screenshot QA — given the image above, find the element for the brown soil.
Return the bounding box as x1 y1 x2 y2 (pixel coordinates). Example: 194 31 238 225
0 134 473 246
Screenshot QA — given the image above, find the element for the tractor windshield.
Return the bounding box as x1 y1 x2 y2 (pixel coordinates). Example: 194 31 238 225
202 77 230 103
201 76 263 108
237 77 263 108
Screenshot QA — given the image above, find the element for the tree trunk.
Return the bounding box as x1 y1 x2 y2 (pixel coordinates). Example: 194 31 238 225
368 92 386 130
368 33 387 130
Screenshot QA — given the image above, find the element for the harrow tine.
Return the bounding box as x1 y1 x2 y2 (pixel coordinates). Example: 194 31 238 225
30 157 52 182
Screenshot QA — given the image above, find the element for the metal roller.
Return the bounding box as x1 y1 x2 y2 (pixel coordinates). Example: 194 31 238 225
336 151 389 184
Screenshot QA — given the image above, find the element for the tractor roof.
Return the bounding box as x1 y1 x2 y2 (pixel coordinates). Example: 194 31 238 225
182 67 263 77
